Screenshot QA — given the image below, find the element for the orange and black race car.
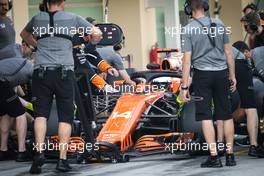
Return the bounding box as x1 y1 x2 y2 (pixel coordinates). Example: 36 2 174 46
94 67 201 163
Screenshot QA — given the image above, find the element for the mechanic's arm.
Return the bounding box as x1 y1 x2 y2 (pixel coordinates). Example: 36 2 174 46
85 50 105 67
180 30 192 102
16 85 26 97
119 70 136 85
20 16 37 48
181 52 191 87
20 29 37 48
112 54 135 85
85 50 119 77
224 43 236 92
180 51 192 102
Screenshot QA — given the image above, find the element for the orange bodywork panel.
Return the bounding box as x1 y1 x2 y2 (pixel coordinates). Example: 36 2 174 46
96 92 164 152
170 78 181 93
134 132 194 152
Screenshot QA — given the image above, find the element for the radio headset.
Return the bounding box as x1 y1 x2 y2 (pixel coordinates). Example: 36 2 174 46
4 0 12 11
184 0 216 48
184 0 217 65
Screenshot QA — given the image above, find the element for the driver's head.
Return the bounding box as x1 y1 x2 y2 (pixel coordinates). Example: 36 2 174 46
0 0 9 17
233 41 252 59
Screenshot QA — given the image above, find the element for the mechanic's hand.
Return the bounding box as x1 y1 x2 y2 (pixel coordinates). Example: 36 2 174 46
229 76 237 93
104 84 119 94
180 89 191 103
99 72 107 80
129 81 137 86
107 68 119 77
125 80 136 86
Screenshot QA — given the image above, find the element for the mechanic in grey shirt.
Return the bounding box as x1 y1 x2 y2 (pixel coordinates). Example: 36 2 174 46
180 0 236 167
0 0 15 59
251 46 264 72
20 0 101 174
97 46 135 85
0 15 15 48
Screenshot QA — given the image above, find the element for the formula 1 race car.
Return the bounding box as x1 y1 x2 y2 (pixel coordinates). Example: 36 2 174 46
91 51 204 163
92 50 264 163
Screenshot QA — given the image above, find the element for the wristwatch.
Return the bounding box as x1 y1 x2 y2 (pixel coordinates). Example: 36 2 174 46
181 86 189 90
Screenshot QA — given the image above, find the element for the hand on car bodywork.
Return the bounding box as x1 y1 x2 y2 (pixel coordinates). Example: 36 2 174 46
107 67 119 77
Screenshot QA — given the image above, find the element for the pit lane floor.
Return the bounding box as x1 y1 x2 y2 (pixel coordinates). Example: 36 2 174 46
0 147 263 176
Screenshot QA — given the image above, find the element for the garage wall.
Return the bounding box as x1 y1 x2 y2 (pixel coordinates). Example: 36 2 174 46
108 0 157 70
13 0 28 43
28 0 103 21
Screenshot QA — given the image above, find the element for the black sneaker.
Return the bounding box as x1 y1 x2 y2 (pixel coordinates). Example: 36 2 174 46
16 151 31 162
201 156 223 168
248 145 264 158
29 153 46 174
0 150 14 161
226 153 236 166
217 142 226 157
56 159 72 172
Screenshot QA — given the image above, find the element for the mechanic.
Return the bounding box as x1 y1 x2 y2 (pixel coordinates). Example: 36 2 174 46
0 40 35 162
243 3 264 25
85 17 135 86
39 5 117 92
0 0 29 162
241 12 264 49
72 33 119 92
73 16 119 92
20 0 101 173
97 44 136 86
180 0 236 167
232 41 264 157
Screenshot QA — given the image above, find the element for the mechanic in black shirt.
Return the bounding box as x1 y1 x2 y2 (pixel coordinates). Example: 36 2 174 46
72 33 119 91
243 3 264 26
241 12 264 49
232 41 264 157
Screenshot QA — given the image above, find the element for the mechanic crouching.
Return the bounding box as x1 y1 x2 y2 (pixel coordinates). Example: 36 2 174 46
20 0 101 174
0 0 29 162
